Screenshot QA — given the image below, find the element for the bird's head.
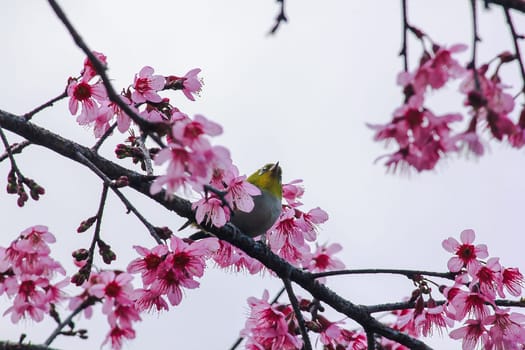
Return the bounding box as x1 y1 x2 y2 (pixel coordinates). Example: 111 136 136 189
247 162 282 199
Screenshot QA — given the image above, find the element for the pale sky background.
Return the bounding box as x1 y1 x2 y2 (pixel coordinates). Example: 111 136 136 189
1 1 524 349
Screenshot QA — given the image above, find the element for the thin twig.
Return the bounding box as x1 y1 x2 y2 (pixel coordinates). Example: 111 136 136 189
470 0 482 91
137 133 153 175
366 298 525 314
0 140 31 163
268 0 287 35
80 183 109 275
23 91 68 121
91 122 118 152
0 127 24 180
503 7 525 94
75 151 163 244
283 278 312 350
47 0 159 135
399 0 409 71
311 268 456 281
485 0 525 13
44 296 98 346
366 328 376 350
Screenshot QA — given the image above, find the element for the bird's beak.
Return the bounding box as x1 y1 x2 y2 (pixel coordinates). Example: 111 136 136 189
270 161 280 173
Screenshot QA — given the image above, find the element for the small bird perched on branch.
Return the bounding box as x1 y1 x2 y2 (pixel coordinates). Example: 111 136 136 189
187 162 282 240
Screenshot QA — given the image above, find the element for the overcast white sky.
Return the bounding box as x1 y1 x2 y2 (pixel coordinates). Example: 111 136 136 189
2 1 525 349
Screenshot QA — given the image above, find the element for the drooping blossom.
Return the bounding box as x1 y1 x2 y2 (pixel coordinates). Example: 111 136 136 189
212 240 264 274
468 257 502 299
449 319 490 350
165 68 203 101
81 51 107 81
500 267 524 297
241 290 303 350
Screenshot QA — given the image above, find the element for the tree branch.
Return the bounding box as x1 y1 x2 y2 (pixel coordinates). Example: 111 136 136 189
282 277 312 350
0 109 432 349
485 0 525 13
503 7 525 93
311 268 456 281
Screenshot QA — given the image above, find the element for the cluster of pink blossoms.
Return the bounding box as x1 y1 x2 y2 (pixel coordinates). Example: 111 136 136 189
67 52 204 138
70 270 140 350
241 290 304 350
242 291 370 349
379 229 525 350
127 236 219 311
0 226 67 323
370 39 523 172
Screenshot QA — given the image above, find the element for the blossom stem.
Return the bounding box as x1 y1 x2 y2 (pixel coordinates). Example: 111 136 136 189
138 132 153 175
268 0 287 35
91 122 117 153
469 0 482 91
399 0 409 71
75 151 163 244
79 182 109 277
23 90 68 121
0 127 25 181
503 7 525 94
283 277 313 350
0 140 31 163
311 268 456 281
44 296 98 346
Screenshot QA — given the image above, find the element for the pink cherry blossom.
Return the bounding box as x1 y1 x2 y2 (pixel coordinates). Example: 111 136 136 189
102 325 135 350
193 196 230 228
469 257 502 299
450 290 493 321
81 51 107 81
132 288 169 312
241 290 303 350
127 244 169 285
181 68 203 101
110 95 135 133
224 172 261 213
449 319 490 350
442 229 488 272
414 303 454 337
415 44 467 90
131 66 165 103
88 271 134 313
486 308 525 348
304 243 345 273
501 267 524 297
171 114 223 150
212 240 264 274
129 237 217 309
165 68 203 101
282 179 305 206
67 77 107 123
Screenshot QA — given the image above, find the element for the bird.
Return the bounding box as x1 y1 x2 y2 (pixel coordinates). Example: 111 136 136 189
187 162 282 240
